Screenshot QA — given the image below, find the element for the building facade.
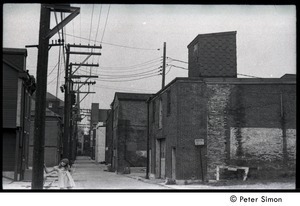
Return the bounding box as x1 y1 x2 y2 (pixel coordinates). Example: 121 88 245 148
148 31 296 182
107 92 152 173
148 77 296 181
29 97 63 167
2 48 36 181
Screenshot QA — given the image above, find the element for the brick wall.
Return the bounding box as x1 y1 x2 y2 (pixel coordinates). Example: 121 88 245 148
115 98 149 173
206 83 296 180
149 84 178 178
206 84 232 180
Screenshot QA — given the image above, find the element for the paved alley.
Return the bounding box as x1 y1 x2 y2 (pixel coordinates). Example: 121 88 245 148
71 156 168 190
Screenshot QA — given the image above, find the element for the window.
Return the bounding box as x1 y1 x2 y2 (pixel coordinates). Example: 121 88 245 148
167 90 171 116
193 43 198 54
48 102 53 108
159 98 163 129
152 101 156 123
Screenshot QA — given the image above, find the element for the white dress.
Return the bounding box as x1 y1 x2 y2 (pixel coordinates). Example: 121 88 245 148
53 166 76 189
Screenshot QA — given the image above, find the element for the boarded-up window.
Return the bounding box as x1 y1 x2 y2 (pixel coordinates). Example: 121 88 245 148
152 101 156 123
167 90 171 116
159 98 163 129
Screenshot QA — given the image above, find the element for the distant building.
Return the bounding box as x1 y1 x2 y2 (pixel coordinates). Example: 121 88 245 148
45 92 64 119
105 110 113 165
148 31 296 182
29 97 63 168
106 92 152 173
2 48 36 181
89 103 110 162
95 109 109 163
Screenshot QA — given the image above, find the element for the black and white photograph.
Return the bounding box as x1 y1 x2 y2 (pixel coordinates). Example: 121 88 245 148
2 3 297 193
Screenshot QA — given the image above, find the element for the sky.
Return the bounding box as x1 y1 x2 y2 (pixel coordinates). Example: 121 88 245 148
3 4 296 126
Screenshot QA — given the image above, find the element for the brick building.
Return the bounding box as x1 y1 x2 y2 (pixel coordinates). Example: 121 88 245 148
3 48 36 181
148 77 296 181
106 92 152 173
148 31 296 182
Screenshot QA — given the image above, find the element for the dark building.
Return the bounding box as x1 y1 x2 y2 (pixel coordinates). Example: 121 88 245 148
106 92 152 173
148 31 296 182
2 48 36 180
148 77 296 182
29 97 63 167
45 92 64 119
105 110 114 165
188 31 237 78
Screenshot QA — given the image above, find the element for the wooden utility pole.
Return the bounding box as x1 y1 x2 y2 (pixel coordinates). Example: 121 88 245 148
63 45 71 159
162 42 166 89
31 4 51 189
31 4 80 189
63 44 101 162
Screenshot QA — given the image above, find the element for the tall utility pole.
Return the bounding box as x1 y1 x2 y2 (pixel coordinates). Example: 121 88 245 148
31 4 80 189
31 4 51 190
162 42 166 89
63 44 101 163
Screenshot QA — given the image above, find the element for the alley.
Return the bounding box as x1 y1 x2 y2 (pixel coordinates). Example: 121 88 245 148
71 156 168 190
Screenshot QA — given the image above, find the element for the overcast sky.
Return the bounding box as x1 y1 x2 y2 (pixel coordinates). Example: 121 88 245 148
3 4 296 124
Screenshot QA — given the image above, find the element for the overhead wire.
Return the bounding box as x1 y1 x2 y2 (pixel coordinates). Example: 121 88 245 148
99 57 161 70
167 57 188 64
167 64 188 70
99 63 162 73
95 73 160 82
100 4 111 43
88 4 95 43
64 33 160 51
97 69 161 79
55 45 62 97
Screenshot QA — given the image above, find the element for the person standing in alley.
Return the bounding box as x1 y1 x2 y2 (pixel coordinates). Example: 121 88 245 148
44 158 76 189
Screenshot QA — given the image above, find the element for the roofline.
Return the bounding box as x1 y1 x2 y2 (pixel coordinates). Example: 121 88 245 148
148 76 296 102
187 31 237 48
3 48 28 56
3 59 26 73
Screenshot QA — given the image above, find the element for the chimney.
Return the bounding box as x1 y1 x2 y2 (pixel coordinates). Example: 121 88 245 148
187 31 237 78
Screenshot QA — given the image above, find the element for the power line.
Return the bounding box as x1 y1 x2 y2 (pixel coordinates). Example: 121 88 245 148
98 69 161 79
64 33 160 51
78 63 161 76
95 73 160 82
94 84 156 93
94 4 103 44
167 57 188 64
48 67 65 85
100 4 111 43
165 65 173 75
88 4 95 44
47 61 59 76
100 57 161 69
99 63 162 74
167 64 188 70
55 45 62 98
